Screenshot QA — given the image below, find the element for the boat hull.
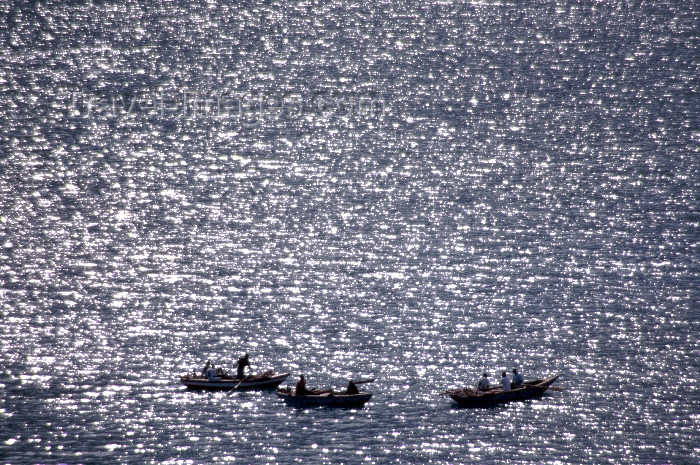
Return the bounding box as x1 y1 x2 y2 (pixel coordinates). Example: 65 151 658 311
449 375 560 408
180 373 290 390
277 390 372 407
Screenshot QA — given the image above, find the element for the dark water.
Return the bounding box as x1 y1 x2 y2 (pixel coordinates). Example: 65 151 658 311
1 1 698 464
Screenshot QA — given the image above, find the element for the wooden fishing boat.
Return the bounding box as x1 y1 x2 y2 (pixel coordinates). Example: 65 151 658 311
446 375 560 407
277 387 372 407
180 371 290 390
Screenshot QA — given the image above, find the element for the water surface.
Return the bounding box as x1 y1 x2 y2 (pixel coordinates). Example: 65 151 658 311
1 1 698 464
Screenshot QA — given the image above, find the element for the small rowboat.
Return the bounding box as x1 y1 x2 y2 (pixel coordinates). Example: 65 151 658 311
446 375 560 408
277 387 372 408
180 372 290 390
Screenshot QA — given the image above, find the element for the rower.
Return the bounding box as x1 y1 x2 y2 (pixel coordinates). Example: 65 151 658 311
234 353 251 380
500 371 511 391
477 373 490 391
295 374 308 396
346 380 359 395
512 369 524 388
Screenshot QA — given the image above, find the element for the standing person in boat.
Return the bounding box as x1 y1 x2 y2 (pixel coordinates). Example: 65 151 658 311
512 368 524 388
201 360 212 376
477 373 490 391
500 371 511 391
233 353 251 380
295 374 309 396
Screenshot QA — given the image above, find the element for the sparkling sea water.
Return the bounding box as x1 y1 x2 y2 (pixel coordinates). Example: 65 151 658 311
0 1 698 464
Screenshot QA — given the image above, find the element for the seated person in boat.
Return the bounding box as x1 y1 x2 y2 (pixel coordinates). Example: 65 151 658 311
206 364 217 381
346 380 359 395
477 373 490 391
500 371 511 391
295 374 308 396
512 369 524 388
234 354 251 380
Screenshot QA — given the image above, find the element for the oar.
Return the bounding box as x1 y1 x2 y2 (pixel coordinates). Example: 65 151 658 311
327 378 376 393
524 378 565 392
351 378 375 385
225 377 247 396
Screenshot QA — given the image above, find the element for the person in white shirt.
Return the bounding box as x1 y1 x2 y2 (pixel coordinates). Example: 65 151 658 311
200 360 211 376
512 369 524 388
500 371 511 391
477 373 490 391
206 365 217 381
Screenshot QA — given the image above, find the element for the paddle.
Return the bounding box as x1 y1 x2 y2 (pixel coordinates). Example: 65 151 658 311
225 376 248 396
547 386 565 392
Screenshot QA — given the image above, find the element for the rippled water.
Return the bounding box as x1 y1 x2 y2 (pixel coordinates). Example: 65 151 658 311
1 1 698 464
